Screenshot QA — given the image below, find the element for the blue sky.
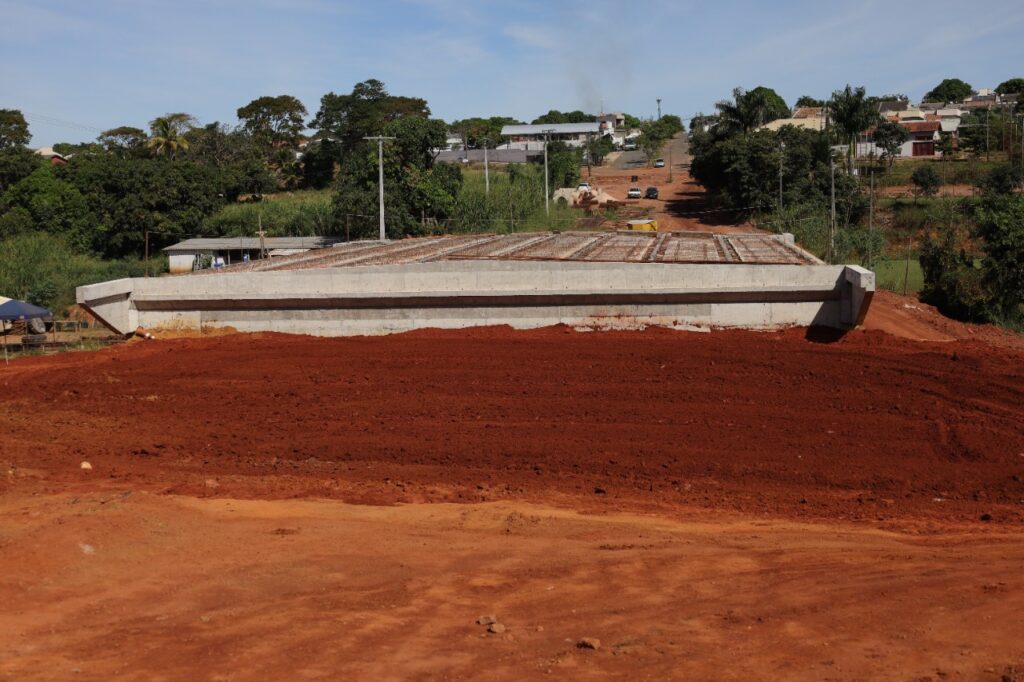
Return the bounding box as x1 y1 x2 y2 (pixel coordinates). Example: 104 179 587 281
4 0 1024 146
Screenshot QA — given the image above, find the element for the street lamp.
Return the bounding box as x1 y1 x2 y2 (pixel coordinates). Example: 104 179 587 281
364 135 396 241
542 128 555 216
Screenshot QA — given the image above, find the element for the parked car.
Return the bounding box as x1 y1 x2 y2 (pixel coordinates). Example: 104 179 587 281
627 187 642 199
644 186 659 199
577 182 592 192
654 158 665 168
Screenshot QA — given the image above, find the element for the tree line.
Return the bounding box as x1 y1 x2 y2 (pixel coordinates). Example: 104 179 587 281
688 81 1024 328
0 79 682 260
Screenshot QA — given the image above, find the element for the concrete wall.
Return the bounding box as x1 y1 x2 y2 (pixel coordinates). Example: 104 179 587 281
77 260 875 337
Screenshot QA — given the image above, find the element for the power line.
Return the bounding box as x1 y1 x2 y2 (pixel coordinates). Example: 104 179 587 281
22 111 105 135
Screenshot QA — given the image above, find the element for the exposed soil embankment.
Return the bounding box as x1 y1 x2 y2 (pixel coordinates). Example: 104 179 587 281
3 326 1022 526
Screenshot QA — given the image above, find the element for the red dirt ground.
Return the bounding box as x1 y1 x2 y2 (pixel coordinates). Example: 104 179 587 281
4 325 1024 525
3 324 1024 679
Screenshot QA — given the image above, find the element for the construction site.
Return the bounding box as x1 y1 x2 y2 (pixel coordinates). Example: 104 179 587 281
5 147 1024 681
77 231 875 338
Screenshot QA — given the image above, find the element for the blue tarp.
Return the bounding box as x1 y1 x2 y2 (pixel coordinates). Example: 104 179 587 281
0 298 52 321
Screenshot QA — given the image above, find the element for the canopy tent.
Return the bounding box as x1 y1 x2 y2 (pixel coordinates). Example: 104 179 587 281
0 297 53 364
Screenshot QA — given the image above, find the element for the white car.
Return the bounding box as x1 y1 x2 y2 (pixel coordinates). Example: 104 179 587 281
577 182 592 192
627 187 642 199
654 158 665 168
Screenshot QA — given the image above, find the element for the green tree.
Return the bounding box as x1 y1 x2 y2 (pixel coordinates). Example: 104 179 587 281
0 109 31 150
449 116 521 149
872 120 907 170
919 206 986 320
531 110 593 125
995 78 1024 95
795 96 823 108
979 164 1024 196
237 95 308 147
588 134 615 165
924 78 972 104
0 166 96 251
638 119 670 165
184 123 275 199
332 116 457 239
97 126 148 156
58 154 226 257
0 147 42 193
311 79 430 156
830 85 879 173
714 86 789 136
975 196 1024 321
147 113 197 159
911 164 941 198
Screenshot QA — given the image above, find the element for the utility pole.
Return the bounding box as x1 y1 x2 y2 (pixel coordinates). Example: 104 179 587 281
668 144 673 183
1020 114 1023 169
986 107 990 162
585 132 592 178
656 98 662 120
778 140 785 215
542 128 554 217
257 213 268 259
868 170 874 267
481 136 491 197
144 230 150 278
364 135 395 241
829 152 836 263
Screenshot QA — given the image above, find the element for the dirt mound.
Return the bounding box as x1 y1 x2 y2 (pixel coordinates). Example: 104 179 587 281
863 289 1024 349
2 326 1022 525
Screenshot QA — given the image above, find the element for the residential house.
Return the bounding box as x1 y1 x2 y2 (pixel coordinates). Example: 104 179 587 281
33 147 67 165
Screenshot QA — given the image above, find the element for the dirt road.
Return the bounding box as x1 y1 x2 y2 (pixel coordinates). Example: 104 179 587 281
3 326 1024 679
3 492 1023 681
587 135 759 233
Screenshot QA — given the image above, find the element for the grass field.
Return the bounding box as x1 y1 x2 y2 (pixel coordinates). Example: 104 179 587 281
869 156 1006 187
873 258 924 294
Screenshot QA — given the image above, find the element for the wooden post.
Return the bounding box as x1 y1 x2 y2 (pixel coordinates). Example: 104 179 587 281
144 230 149 278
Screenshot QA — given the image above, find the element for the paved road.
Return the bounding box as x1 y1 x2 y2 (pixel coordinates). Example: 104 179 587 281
612 133 690 170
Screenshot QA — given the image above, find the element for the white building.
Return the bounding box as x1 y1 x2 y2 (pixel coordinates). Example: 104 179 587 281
164 237 342 274
499 122 602 151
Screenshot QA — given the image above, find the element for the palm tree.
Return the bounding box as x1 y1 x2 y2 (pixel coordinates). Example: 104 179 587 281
829 85 879 173
714 87 788 136
146 113 196 159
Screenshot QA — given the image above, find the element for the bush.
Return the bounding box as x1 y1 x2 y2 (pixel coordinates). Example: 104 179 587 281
911 165 940 197
979 164 1024 196
0 232 147 313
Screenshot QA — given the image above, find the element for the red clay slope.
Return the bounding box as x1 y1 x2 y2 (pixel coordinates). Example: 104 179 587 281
2 326 1023 525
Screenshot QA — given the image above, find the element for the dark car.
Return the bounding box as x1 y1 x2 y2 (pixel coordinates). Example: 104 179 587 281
644 186 659 199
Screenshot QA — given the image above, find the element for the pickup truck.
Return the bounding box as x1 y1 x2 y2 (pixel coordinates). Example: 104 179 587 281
627 187 642 199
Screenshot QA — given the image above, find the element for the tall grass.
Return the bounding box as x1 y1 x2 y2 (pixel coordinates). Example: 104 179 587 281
0 232 151 314
202 190 334 237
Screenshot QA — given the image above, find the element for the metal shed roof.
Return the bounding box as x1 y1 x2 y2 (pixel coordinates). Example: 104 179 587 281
501 123 601 136
164 237 341 253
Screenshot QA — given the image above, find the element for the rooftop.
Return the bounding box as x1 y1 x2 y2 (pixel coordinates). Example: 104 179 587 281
164 237 342 253
501 123 602 136
188 231 822 276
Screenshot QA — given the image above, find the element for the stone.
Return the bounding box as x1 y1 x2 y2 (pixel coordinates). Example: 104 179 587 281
477 614 497 626
488 623 506 634
577 638 601 650
80 461 92 471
